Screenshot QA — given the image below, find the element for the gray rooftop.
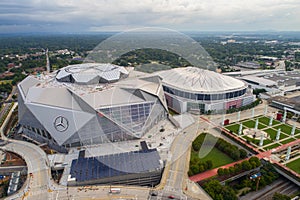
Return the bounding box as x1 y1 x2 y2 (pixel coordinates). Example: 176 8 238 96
69 149 161 182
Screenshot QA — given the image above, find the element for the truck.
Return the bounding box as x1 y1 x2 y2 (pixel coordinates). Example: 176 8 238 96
109 188 121 194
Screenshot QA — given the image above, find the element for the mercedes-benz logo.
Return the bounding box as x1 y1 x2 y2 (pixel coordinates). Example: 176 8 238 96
54 116 69 132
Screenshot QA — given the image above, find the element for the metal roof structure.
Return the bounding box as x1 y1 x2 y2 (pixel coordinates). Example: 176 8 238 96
69 149 161 182
56 63 129 84
156 67 247 93
241 75 277 87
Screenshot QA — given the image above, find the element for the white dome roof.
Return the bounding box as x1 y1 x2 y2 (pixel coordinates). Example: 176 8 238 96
56 63 128 84
156 67 247 93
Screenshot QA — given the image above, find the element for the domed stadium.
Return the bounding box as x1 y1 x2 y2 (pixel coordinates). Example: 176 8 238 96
156 67 255 113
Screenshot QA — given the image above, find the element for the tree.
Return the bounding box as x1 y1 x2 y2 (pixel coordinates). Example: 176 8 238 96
223 168 230 175
203 180 237 200
249 157 261 167
229 166 236 175
242 160 252 171
217 168 224 176
191 165 199 175
239 149 247 159
230 150 240 160
250 161 257 169
198 165 205 173
206 160 213 169
234 163 242 172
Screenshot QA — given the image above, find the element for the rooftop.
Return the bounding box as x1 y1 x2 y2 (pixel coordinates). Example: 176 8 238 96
156 67 247 93
69 149 162 182
240 75 277 87
56 63 129 84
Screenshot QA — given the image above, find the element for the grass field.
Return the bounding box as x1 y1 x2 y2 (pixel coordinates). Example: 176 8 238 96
280 138 296 144
242 120 255 128
273 124 300 135
264 128 289 140
286 158 300 174
263 143 281 150
225 124 242 134
258 116 280 126
200 147 234 169
242 120 266 129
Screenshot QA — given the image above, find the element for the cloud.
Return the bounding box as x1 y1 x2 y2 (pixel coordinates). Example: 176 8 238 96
0 0 299 32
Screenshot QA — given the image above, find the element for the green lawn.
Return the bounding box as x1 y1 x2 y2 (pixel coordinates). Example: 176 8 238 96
258 116 281 126
242 120 255 128
263 143 281 150
242 120 266 129
225 124 242 134
272 124 293 135
264 128 288 140
296 134 300 139
280 138 296 144
200 147 234 168
286 158 300 174
258 123 267 130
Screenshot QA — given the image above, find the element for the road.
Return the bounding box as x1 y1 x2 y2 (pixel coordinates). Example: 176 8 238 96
1 141 50 200
0 102 53 200
151 119 213 200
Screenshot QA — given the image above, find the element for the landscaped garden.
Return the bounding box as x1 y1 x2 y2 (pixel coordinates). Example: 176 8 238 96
224 115 300 150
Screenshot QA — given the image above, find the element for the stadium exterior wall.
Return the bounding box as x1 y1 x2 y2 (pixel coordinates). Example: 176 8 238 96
164 90 255 114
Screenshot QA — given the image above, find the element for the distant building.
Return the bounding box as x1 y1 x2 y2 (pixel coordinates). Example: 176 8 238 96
259 56 278 62
270 96 300 115
240 76 277 88
225 70 300 99
7 63 15 69
0 71 14 79
236 61 260 69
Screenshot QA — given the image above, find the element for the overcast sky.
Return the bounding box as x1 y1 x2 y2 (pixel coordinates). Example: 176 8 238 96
0 0 299 33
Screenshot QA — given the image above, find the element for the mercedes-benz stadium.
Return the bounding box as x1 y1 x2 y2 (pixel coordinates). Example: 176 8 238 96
156 67 255 114
18 63 168 153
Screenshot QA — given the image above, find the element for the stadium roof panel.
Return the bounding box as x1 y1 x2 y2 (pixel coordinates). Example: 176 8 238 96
156 67 247 93
56 63 129 84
